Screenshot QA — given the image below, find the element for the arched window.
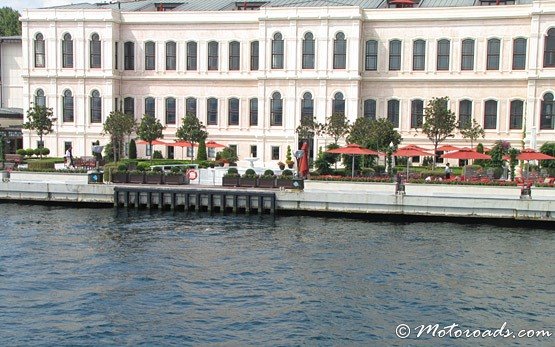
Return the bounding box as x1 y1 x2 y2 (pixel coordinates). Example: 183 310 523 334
208 41 219 70
35 89 45 107
411 99 424 128
272 33 284 69
544 28 555 67
540 93 555 129
364 99 376 120
389 40 401 71
301 92 313 122
249 98 258 126
487 38 500 70
186 97 197 116
207 98 218 125
145 41 155 70
458 100 472 127
90 33 101 68
250 41 259 71
332 92 345 115
228 98 239 125
187 41 197 70
413 40 425 71
387 99 400 128
512 38 527 70
124 97 134 118
510 100 523 129
302 33 315 69
90 90 101 123
270 92 282 126
365 40 378 71
34 33 45 68
333 32 346 69
461 39 475 71
229 41 240 70
62 33 73 68
62 90 74 122
166 41 176 70
124 41 135 70
145 97 155 117
484 99 497 129
437 39 450 70
165 97 176 124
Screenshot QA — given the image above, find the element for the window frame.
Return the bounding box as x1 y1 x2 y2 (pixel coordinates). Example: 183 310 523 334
333 32 346 69
540 93 555 130
512 38 527 70
166 41 176 70
461 39 475 71
486 38 501 70
270 92 283 126
124 97 134 118
301 92 314 122
437 39 450 71
208 41 219 71
207 97 218 125
484 99 498 129
249 98 258 126
411 99 424 128
271 33 284 69
250 41 259 71
389 40 401 71
509 99 523 129
458 99 472 127
544 28 555 68
145 97 155 117
62 33 74 68
413 39 426 71
387 99 400 128
34 33 45 68
365 40 378 71
62 89 74 122
228 98 240 125
124 41 135 70
90 90 102 123
145 41 156 70
165 97 176 125
90 33 101 69
363 99 376 120
187 41 197 70
302 32 315 69
229 41 240 71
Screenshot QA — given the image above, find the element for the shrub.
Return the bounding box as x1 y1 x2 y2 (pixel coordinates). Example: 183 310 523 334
33 148 42 156
117 164 128 172
25 148 35 157
281 169 293 177
16 149 26 156
137 163 149 171
170 166 182 174
263 169 275 177
225 167 239 177
152 150 163 159
27 161 55 171
361 168 375 176
373 165 386 174
243 168 257 178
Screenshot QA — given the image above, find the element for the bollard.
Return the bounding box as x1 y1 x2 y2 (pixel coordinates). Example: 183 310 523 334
395 174 405 195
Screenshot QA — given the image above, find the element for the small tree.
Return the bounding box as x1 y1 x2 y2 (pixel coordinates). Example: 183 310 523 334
176 112 208 161
508 148 519 181
137 114 165 164
540 142 555 171
459 118 485 149
295 116 323 141
323 112 350 145
196 138 207 161
102 110 137 162
0 7 21 36
422 97 457 167
128 139 137 159
23 104 55 158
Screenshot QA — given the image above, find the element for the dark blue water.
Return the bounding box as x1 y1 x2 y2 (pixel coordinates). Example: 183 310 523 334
0 203 553 346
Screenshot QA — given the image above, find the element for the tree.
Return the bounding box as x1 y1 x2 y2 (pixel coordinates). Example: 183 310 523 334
23 104 54 158
102 111 137 162
0 7 21 36
459 118 485 149
196 138 207 161
348 118 401 151
540 142 555 170
295 116 323 141
175 112 208 161
137 114 165 163
422 97 457 167
323 112 350 145
128 139 137 159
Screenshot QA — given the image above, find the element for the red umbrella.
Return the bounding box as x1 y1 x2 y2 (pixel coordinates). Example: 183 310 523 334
298 142 310 178
441 148 491 160
206 140 226 148
393 145 433 157
437 144 460 152
327 144 380 177
136 139 168 145
165 140 196 147
517 148 555 161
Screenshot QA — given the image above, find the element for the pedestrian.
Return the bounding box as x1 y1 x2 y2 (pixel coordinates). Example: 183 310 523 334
444 162 451 180
65 146 74 168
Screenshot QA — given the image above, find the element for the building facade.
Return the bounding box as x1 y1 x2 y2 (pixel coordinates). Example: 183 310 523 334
19 0 555 163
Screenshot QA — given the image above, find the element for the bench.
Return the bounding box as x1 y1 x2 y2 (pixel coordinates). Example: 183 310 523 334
74 156 104 170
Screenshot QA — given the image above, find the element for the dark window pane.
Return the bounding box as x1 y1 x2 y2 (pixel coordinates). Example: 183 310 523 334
250 98 258 126
487 38 500 70
145 41 155 70
437 39 450 70
166 97 176 124
124 42 135 70
363 99 376 120
187 42 197 70
512 38 526 70
365 40 377 71
461 39 474 70
228 98 239 125
166 41 176 70
250 41 259 71
207 98 218 125
389 40 401 71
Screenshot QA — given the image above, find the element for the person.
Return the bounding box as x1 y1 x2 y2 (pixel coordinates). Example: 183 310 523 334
65 146 74 168
444 163 451 180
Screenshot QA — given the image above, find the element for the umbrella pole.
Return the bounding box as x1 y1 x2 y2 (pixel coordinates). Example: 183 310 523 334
352 155 355 177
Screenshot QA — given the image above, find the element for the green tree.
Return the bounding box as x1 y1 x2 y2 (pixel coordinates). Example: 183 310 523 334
23 104 54 158
508 148 519 181
196 138 207 161
539 142 555 170
0 7 21 36
137 114 165 164
295 116 323 141
459 118 485 149
102 110 137 162
422 97 457 167
323 112 350 145
348 118 401 151
176 112 208 161
128 139 137 159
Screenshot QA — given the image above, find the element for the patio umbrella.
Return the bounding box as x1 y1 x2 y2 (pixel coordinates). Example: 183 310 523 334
327 144 380 177
136 139 168 146
206 140 226 148
164 140 197 160
517 148 555 161
436 144 460 152
298 142 310 178
393 145 434 177
441 148 491 160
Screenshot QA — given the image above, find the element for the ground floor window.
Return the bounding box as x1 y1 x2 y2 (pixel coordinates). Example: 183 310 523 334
271 146 280 160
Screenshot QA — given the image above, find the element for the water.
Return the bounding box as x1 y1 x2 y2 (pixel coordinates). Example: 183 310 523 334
0 203 553 346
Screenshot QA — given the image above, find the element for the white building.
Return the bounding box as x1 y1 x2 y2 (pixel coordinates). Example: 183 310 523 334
19 0 555 163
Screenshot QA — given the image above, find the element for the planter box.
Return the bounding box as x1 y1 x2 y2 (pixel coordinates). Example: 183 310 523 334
239 177 257 187
222 176 239 187
128 172 145 184
164 174 189 185
276 178 295 189
258 177 276 188
145 173 163 184
111 172 128 184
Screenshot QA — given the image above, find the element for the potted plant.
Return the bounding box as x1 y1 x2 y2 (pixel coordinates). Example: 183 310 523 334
111 163 129 183
285 145 294 169
277 169 295 188
164 166 189 185
222 167 240 187
258 169 276 188
145 166 164 184
128 166 145 184
239 168 258 187
277 161 285 170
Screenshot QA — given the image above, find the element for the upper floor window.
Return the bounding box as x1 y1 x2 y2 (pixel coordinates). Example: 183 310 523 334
387 99 400 128
124 97 134 118
540 92 555 129
413 40 426 71
34 33 45 68
510 100 523 129
62 90 74 122
207 98 218 125
166 41 176 70
250 98 258 126
484 99 497 129
411 99 424 128
458 99 472 127
165 97 176 124
62 33 73 68
365 40 378 71
90 33 101 68
187 41 197 70
270 92 283 126
124 41 135 70
437 39 450 71
90 90 101 123
208 41 219 70
145 97 155 117
35 89 46 107
186 97 197 116
145 41 155 70
364 99 376 120
229 41 240 71
250 41 259 71
301 92 313 122
461 39 475 71
333 32 346 69
272 33 284 69
543 28 555 67
512 38 526 70
332 92 345 116
228 98 239 125
302 32 315 69
389 40 401 71
487 38 501 70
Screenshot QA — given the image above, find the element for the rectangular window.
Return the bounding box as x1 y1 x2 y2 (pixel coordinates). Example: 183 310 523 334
250 98 258 126
509 100 523 129
461 39 474 71
363 99 376 120
207 98 218 125
250 145 257 158
187 42 197 70
413 40 425 71
271 146 280 160
124 42 134 70
208 42 219 70
437 40 450 70
250 41 259 71
229 42 240 70
387 100 400 128
186 98 197 116
410 100 424 128
458 100 472 127
90 39 101 68
487 39 500 70
124 97 134 118
145 98 155 117
186 146 193 158
484 100 497 129
228 145 237 157
62 38 73 68
389 40 401 71
365 40 378 71
512 38 526 70
114 42 118 70
228 99 239 125
166 42 176 70
145 42 155 70
166 98 176 125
